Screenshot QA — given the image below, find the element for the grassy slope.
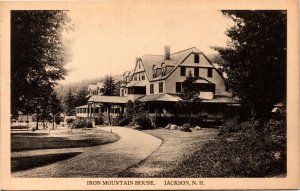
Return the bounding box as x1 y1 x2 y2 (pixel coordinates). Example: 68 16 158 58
161 120 287 177
119 128 219 177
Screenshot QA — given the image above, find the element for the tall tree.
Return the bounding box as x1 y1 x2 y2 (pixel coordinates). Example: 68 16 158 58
100 76 116 124
177 71 202 120
74 87 89 107
48 92 63 129
11 10 72 128
214 11 287 119
63 88 76 116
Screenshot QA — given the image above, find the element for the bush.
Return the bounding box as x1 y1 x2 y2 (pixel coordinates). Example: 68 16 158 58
134 116 153 130
118 117 131 126
178 123 192 132
219 118 239 135
94 117 103 125
72 119 93 129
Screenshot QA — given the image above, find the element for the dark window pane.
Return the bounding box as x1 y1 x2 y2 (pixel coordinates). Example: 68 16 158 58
180 67 186 76
176 82 182 93
194 54 199 63
159 82 163 93
150 84 154 94
208 68 213 77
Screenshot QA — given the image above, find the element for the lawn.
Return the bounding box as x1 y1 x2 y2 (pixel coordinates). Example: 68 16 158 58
12 152 81 172
118 128 219 177
11 128 120 152
11 128 120 173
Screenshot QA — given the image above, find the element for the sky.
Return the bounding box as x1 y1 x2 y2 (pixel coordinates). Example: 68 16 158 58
61 2 233 83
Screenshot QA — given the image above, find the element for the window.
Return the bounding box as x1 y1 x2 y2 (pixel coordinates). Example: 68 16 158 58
207 68 213 77
161 67 166 76
139 63 141 69
194 67 199 77
194 54 199 63
159 82 163 93
198 83 215 93
150 84 154 94
153 69 157 78
180 67 186 76
142 75 145 80
176 82 182 93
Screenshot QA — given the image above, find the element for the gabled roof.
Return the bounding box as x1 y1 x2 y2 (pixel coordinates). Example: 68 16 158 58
140 47 204 81
88 84 97 91
96 82 103 88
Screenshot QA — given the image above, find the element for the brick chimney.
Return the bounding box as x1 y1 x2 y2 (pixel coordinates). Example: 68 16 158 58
164 46 170 60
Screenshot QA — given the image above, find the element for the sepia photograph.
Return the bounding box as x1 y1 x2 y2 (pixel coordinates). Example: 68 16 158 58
1 0 299 190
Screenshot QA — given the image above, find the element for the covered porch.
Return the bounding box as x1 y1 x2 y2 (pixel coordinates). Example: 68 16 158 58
87 95 131 124
138 93 240 119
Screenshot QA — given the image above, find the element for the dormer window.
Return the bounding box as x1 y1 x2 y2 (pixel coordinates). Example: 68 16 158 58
161 67 166 76
153 69 157 78
152 65 157 78
194 54 200 63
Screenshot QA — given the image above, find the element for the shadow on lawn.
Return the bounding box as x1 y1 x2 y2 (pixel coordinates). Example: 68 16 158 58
12 152 81 172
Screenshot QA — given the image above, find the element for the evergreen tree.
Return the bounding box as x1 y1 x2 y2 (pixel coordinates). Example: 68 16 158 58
100 76 116 124
63 88 76 116
214 11 286 119
177 71 203 120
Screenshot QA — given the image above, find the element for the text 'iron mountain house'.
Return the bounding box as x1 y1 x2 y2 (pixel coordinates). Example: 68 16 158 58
75 46 240 124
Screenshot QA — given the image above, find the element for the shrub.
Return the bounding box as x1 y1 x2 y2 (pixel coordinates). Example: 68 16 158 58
94 117 104 125
118 117 131 126
134 115 153 130
72 119 93 129
219 118 239 135
66 118 75 125
178 123 192 132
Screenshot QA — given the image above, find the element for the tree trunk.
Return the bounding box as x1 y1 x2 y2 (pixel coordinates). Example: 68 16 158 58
36 110 39 130
26 114 29 130
52 116 55 130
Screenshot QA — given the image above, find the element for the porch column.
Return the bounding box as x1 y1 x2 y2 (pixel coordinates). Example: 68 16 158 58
87 104 89 119
93 102 95 119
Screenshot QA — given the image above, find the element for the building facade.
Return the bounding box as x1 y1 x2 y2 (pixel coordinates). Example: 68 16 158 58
76 46 239 123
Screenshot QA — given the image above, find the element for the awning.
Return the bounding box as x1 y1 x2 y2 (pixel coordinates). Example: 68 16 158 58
139 94 180 102
75 105 88 109
202 95 240 104
88 95 131 104
139 93 240 104
126 80 147 87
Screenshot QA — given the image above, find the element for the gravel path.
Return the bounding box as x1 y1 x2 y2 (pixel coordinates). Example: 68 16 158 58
12 126 162 177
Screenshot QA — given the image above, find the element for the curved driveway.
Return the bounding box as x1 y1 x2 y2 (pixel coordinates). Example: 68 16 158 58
13 126 162 177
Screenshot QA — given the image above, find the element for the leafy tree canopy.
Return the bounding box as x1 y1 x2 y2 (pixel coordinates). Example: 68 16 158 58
11 10 73 117
214 10 286 116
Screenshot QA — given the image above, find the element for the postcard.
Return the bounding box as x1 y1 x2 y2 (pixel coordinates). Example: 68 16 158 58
1 0 299 190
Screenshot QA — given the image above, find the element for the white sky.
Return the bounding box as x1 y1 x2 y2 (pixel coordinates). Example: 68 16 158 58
61 3 233 83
